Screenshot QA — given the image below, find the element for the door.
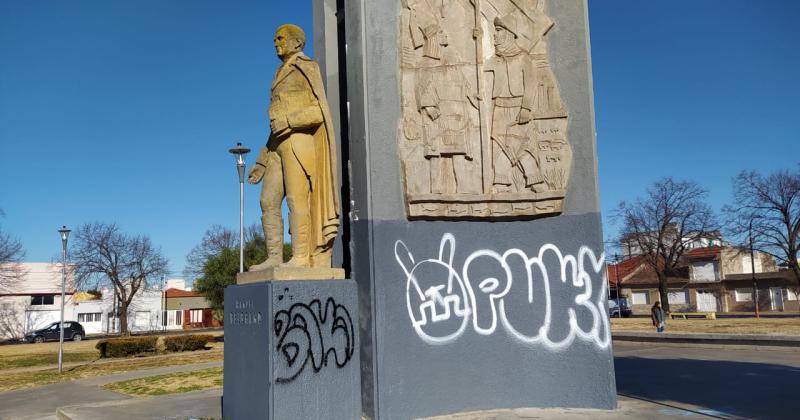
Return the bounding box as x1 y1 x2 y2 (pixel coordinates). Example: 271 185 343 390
696 290 718 312
770 288 784 311
44 323 60 340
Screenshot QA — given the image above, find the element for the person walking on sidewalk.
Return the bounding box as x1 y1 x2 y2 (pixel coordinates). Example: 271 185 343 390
651 301 666 333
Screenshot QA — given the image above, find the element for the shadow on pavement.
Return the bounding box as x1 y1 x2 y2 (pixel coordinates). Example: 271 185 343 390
615 356 798 419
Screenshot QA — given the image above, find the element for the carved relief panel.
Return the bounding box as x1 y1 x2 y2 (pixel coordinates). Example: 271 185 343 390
398 0 571 218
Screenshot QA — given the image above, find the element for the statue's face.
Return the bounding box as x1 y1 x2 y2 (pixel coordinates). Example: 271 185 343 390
274 29 301 59
494 25 512 46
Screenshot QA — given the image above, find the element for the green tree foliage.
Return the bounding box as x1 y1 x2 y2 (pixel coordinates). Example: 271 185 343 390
194 234 281 319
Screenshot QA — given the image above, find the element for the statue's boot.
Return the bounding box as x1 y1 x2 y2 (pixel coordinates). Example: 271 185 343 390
248 213 284 272
282 212 311 267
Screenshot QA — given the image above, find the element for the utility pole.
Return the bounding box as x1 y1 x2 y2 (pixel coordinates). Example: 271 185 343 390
615 254 622 319
749 218 760 319
162 275 167 333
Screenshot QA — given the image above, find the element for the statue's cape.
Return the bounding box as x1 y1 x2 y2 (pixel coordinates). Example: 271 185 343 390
293 54 340 249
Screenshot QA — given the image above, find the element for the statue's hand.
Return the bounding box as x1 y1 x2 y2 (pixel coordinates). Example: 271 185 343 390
248 165 265 184
425 106 441 121
517 108 532 125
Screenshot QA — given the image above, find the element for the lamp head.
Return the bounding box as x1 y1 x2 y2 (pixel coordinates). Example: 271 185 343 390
228 142 251 166
58 226 71 243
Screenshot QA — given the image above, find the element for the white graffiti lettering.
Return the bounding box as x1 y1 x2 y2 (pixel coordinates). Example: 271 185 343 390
395 234 611 351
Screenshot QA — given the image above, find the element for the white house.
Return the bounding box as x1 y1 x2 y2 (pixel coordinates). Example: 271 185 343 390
74 287 173 335
0 262 77 340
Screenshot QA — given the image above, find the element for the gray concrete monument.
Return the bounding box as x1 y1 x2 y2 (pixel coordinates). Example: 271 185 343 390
223 280 361 419
316 0 616 418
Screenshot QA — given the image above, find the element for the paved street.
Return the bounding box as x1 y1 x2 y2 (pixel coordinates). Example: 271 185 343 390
0 343 797 419
614 342 800 419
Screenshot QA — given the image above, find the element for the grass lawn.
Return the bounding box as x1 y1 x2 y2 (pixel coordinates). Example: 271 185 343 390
0 339 100 370
0 330 224 371
611 317 800 335
103 366 223 397
0 340 224 392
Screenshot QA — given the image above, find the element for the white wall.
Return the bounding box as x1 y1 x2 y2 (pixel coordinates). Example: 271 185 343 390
73 288 167 335
0 294 76 340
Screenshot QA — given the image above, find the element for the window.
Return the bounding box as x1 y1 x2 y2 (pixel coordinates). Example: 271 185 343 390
668 290 688 305
741 256 763 274
692 262 718 281
30 295 55 306
735 289 753 302
189 309 203 323
161 310 183 326
785 289 799 301
631 292 650 305
78 313 101 323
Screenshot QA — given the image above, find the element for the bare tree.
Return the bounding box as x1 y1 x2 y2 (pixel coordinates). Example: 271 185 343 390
70 222 168 334
0 209 26 290
723 168 800 294
183 225 237 281
615 178 718 312
183 223 263 280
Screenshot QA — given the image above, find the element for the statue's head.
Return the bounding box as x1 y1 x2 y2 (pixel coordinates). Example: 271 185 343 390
274 24 306 59
493 14 519 46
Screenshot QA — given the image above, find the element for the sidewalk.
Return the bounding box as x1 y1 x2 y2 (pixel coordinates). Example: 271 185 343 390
55 392 708 420
57 388 222 420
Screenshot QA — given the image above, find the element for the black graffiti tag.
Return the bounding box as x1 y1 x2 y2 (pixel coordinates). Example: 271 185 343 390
273 297 355 383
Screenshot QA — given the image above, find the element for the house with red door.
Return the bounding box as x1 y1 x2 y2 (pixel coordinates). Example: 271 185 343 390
164 288 221 329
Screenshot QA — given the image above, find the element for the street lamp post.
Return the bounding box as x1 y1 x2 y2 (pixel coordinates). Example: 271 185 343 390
229 142 250 273
57 226 70 374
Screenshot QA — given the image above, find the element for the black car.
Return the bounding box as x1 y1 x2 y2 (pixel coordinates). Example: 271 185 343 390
608 298 633 318
25 321 85 343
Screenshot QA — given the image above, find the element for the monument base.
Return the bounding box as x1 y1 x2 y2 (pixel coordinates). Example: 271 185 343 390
236 266 345 284
223 280 361 420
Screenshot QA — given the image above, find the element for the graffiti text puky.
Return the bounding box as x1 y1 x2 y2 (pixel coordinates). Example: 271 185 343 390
395 233 610 351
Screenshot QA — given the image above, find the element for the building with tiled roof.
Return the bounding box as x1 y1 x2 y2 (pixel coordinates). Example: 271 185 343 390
607 245 798 313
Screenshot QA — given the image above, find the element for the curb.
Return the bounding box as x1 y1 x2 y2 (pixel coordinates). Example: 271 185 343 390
613 331 800 347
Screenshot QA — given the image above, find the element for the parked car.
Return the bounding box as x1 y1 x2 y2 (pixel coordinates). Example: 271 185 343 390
608 298 632 318
24 321 85 343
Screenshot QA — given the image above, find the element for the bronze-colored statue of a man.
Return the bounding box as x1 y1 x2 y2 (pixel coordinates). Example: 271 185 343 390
248 24 340 270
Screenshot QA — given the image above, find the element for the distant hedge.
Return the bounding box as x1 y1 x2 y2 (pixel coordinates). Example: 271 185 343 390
96 336 158 358
163 334 214 353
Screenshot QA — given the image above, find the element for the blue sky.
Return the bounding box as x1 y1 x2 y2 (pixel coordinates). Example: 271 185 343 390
1 1 798 280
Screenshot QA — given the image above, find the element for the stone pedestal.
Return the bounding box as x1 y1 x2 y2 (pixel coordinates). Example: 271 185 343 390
236 267 346 284
222 280 360 420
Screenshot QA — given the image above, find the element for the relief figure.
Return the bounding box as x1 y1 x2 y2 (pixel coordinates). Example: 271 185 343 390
417 65 481 195
398 0 572 218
